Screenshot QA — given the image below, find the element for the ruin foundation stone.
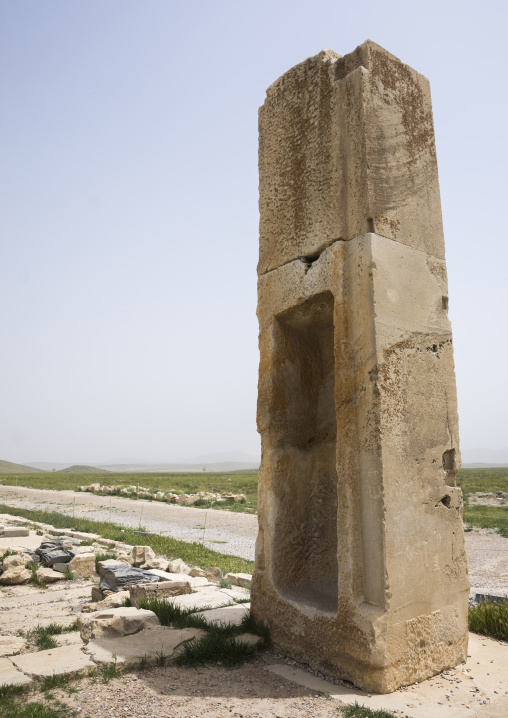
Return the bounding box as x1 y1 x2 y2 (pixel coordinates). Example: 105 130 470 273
252 40 469 694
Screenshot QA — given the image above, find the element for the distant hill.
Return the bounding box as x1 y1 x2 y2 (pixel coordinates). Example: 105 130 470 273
0 459 43 473
57 465 108 474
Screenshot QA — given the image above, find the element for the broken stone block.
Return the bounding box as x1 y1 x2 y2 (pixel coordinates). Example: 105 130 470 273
116 552 134 565
0 528 29 537
99 564 162 592
40 550 72 567
84 626 204 667
51 563 69 573
2 554 27 570
205 567 223 582
140 557 169 571
131 545 156 567
68 553 96 579
91 586 103 602
129 581 192 607
189 567 206 578
167 558 189 573
36 567 65 583
0 567 31 585
226 572 252 589
77 606 160 643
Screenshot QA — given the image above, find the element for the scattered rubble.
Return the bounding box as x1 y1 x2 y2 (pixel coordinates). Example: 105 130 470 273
78 483 247 505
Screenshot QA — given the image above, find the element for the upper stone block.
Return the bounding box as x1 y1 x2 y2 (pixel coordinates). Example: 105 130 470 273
258 41 445 275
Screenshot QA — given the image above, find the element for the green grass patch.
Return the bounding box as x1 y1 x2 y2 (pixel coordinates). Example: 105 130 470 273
40 673 73 692
341 703 397 718
26 623 77 652
468 599 508 641
0 504 254 575
174 627 257 667
138 596 269 667
137 596 210 629
462 505 508 538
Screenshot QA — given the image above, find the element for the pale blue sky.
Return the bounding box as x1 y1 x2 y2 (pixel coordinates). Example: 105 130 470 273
1 1 507 463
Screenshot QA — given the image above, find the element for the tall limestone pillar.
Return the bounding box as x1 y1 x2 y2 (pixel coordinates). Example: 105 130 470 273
252 41 469 693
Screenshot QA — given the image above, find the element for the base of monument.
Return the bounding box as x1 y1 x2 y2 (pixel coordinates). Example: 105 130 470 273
252 571 469 694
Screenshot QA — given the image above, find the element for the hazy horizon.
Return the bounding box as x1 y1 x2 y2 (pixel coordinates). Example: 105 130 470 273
2 2 507 463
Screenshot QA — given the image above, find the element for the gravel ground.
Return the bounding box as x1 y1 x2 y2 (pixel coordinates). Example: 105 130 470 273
0 485 507 597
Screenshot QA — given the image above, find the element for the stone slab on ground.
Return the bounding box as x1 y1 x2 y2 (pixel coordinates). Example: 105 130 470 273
0 584 92 633
54 631 83 647
0 656 32 687
0 533 43 552
84 625 205 667
198 603 250 626
0 528 29 537
10 644 95 677
266 633 508 718
0 636 26 657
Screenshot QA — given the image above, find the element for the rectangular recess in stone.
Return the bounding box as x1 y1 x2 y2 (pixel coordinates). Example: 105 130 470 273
271 292 338 613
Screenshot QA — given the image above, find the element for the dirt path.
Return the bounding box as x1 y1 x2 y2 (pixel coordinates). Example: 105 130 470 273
0 485 257 560
1 485 507 598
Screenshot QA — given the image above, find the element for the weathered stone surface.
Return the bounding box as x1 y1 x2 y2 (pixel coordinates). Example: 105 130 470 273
0 636 26 657
168 587 236 611
131 545 155 567
198 603 250 626
99 564 162 592
84 626 204 666
0 657 32 686
117 552 134 565
68 553 96 579
226 572 252 589
36 567 65 583
96 558 123 571
77 606 160 643
253 42 468 694
0 567 31 585
10 644 95 677
2 554 27 570
81 590 130 612
52 563 69 573
140 558 169 571
129 581 192 608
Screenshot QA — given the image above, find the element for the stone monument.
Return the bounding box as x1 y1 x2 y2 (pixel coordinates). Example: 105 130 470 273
252 40 469 693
